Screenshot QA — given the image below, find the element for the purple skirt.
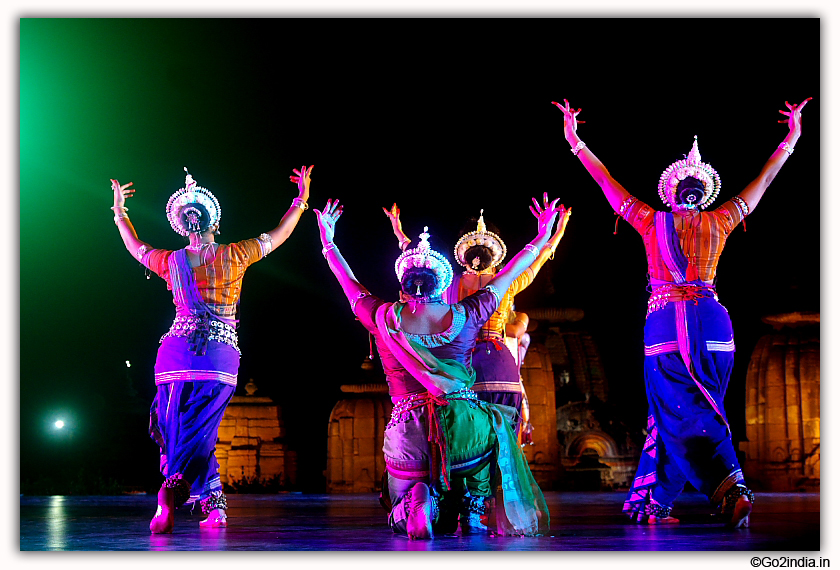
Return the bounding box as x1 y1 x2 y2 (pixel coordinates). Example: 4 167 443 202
471 339 521 394
149 337 239 504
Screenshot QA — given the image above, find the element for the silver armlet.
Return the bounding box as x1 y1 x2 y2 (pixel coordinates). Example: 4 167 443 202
257 233 273 257
136 244 150 262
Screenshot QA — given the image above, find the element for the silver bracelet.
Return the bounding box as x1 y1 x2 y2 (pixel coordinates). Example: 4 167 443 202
292 197 309 211
571 141 587 156
112 206 129 224
523 243 539 260
778 142 794 156
322 242 338 258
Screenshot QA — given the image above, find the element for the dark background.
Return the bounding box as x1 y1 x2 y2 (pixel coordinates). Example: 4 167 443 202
20 18 819 494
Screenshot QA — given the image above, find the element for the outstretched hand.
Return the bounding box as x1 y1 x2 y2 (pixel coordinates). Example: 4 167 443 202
529 192 565 236
382 203 403 232
313 199 343 245
553 206 573 241
111 179 135 209
778 98 812 135
551 99 584 140
289 165 313 201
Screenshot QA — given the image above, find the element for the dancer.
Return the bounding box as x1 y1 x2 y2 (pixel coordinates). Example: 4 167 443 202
111 165 312 533
317 196 563 539
383 206 571 439
384 205 570 532
552 97 811 528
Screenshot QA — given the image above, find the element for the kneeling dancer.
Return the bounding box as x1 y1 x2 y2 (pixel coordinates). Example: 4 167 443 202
315 196 560 538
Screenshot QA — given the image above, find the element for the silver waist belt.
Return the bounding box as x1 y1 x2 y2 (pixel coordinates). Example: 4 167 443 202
160 314 240 354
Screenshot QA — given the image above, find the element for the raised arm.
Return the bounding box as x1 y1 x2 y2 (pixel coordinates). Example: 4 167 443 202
252 164 314 253
487 193 566 295
552 99 631 212
314 199 368 304
506 205 573 297
737 98 811 213
111 179 154 262
383 203 412 251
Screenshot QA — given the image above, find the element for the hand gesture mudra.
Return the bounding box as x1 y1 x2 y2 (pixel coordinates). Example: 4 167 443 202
529 192 565 235
382 203 403 232
382 202 402 230
778 98 812 135
551 99 585 139
289 165 313 200
111 179 135 209
313 199 343 245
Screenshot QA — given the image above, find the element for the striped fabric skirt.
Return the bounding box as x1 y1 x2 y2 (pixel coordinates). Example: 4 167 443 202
624 296 744 517
149 337 238 505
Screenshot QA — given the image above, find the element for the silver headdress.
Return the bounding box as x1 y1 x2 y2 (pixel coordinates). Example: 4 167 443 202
453 209 507 272
657 136 721 210
165 167 222 236
394 226 454 299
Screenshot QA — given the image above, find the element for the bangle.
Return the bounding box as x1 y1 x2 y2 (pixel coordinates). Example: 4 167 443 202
112 206 129 224
778 142 794 156
399 237 411 251
322 242 338 258
571 141 586 156
523 243 539 260
292 197 309 211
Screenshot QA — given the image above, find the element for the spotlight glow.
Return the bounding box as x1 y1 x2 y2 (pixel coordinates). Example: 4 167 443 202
54 420 65 429
125 360 131 368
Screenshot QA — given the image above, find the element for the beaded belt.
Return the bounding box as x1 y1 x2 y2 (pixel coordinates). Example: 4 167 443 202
387 388 482 490
647 283 718 317
160 314 240 354
387 388 480 431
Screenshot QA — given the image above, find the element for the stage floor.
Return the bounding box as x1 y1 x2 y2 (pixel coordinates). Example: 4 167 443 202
19 491 819 551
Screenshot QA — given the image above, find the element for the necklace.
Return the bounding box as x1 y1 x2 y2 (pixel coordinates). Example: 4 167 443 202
186 242 213 253
187 242 217 266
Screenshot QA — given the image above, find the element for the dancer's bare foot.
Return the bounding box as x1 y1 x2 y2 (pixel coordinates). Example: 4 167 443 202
647 515 680 524
149 486 175 534
199 508 227 528
480 497 496 533
406 483 433 540
726 495 752 529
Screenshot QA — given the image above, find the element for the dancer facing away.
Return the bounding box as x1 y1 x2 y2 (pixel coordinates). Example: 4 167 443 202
111 164 312 533
384 206 571 441
552 97 811 528
384 204 570 532
315 195 565 539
